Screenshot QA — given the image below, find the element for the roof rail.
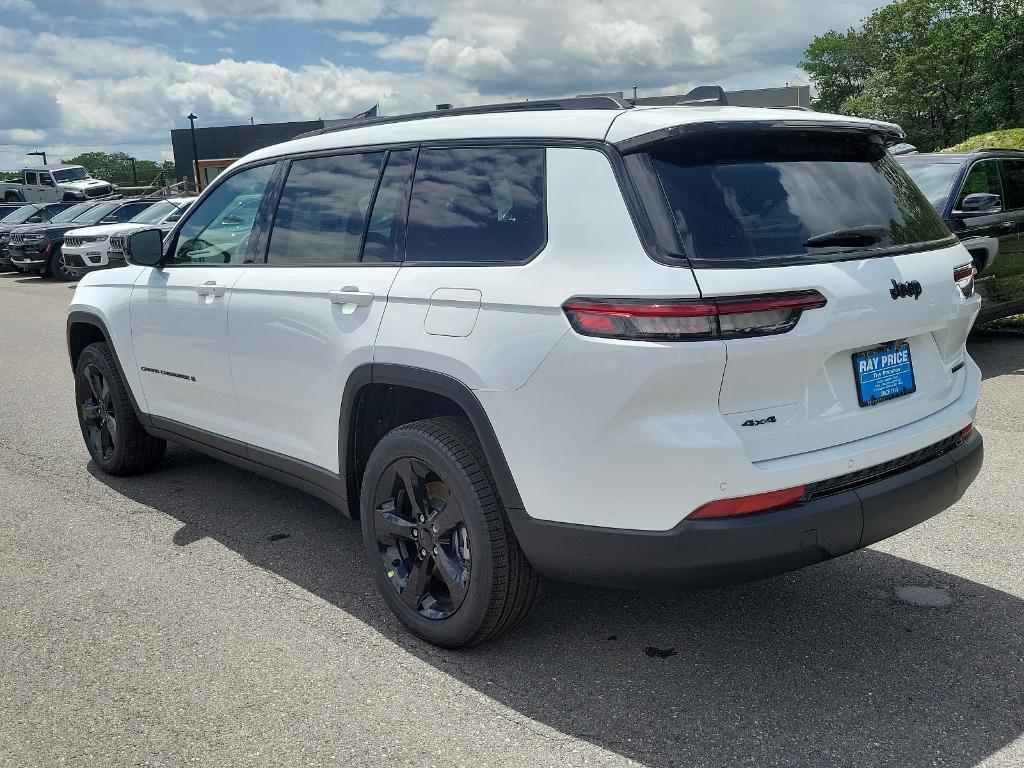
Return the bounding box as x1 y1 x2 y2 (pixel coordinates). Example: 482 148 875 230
296 95 629 139
676 85 729 106
971 147 1024 155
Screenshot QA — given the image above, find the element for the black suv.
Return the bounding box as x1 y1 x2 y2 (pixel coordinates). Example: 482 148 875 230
0 202 76 271
897 149 1024 322
7 199 156 280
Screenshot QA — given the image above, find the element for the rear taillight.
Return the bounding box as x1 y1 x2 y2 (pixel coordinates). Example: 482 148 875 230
688 485 806 520
954 263 976 298
959 422 973 442
563 291 827 341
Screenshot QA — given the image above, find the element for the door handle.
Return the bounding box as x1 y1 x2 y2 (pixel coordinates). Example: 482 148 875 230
328 287 374 307
196 281 226 297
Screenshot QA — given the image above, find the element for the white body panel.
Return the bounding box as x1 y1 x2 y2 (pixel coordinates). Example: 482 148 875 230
228 266 400 472
129 266 249 439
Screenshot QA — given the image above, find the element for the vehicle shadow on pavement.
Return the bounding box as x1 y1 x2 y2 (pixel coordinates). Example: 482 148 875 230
969 330 1024 379
90 447 1024 768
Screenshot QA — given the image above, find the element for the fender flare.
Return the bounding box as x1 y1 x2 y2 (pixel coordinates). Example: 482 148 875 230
66 311 151 425
339 363 526 513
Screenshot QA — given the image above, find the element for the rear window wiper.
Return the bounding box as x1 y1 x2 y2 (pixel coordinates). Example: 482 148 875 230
803 225 888 248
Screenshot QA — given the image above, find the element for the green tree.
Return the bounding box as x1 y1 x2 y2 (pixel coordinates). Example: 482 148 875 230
800 0 1024 150
59 151 176 188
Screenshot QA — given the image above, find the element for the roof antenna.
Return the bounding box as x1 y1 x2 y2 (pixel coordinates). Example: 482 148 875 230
677 85 729 106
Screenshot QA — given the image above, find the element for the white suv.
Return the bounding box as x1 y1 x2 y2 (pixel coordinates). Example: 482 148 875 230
67 94 984 647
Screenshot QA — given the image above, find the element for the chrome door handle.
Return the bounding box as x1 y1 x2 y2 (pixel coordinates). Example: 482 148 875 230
328 287 374 307
196 281 225 297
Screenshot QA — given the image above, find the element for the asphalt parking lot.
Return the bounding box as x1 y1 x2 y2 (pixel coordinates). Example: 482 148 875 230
1 272 1022 768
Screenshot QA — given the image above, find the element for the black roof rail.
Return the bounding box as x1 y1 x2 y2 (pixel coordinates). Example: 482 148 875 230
676 85 729 106
970 147 1024 155
295 95 629 139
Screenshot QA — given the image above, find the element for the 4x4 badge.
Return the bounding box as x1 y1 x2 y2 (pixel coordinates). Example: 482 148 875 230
741 416 776 427
890 279 923 300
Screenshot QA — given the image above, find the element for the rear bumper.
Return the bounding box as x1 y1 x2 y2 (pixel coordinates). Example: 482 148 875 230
508 430 983 588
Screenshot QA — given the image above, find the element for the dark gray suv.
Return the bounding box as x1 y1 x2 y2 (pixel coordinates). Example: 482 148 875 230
897 149 1024 323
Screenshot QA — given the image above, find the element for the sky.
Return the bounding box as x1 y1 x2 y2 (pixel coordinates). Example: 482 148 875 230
0 0 880 170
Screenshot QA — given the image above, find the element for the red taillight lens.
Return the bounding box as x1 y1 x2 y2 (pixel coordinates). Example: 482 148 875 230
959 422 973 442
954 263 976 298
563 291 826 341
688 485 806 520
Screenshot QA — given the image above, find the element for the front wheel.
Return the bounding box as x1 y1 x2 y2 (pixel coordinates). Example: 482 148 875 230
48 246 77 281
360 418 541 647
75 342 166 475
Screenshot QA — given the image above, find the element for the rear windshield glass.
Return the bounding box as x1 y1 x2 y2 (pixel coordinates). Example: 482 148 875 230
645 131 951 266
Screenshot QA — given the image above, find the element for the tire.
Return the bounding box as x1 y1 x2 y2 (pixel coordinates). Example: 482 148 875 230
47 246 77 281
75 342 166 475
360 417 541 647
4 192 20 202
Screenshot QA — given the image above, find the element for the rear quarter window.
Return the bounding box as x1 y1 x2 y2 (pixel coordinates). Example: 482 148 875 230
641 130 951 267
404 146 545 264
1001 160 1024 210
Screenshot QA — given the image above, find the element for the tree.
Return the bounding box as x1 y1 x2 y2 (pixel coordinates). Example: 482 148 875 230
59 151 176 188
800 0 1024 150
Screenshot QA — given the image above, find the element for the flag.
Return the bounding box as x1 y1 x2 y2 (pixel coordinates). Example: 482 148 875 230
352 104 378 120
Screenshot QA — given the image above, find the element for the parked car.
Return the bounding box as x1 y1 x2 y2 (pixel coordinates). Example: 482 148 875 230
69 94 983 647
62 197 196 277
896 149 1024 322
0 201 28 218
0 202 77 270
0 165 118 203
9 198 156 279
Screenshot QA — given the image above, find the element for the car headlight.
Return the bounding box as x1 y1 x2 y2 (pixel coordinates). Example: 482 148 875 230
85 235 108 243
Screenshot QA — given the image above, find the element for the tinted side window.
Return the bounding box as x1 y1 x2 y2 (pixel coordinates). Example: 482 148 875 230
957 160 1002 206
173 163 274 266
25 172 36 185
267 152 384 266
1001 160 1024 210
405 147 545 263
363 149 415 264
114 202 152 221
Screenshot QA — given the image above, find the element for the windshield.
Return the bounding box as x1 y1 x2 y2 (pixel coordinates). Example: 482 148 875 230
52 167 91 182
73 201 121 225
1 206 38 224
130 199 178 224
51 203 95 223
642 130 951 266
896 159 961 209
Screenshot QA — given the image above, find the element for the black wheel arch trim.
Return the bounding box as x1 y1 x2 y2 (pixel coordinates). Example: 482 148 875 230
339 363 526 514
66 311 151 426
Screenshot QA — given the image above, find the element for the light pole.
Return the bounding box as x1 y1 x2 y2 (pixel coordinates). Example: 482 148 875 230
129 156 138 187
27 150 47 165
187 112 199 189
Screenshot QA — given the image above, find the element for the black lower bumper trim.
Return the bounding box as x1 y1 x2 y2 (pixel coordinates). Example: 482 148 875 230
507 430 983 589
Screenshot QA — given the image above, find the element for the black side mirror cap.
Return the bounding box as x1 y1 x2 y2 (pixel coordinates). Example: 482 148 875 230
954 192 1002 218
125 228 164 267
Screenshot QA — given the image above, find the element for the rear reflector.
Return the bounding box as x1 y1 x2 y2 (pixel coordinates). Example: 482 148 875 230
954 263 976 298
563 291 827 342
688 485 806 520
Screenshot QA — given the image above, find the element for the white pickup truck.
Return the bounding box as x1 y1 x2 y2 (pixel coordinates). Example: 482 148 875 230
0 165 118 203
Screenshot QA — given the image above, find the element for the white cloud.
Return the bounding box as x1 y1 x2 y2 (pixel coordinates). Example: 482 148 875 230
217 46 235 55
325 29 393 45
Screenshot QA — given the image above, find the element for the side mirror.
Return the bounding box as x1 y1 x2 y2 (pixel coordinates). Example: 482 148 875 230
954 192 1002 218
125 228 164 267
101 215 119 223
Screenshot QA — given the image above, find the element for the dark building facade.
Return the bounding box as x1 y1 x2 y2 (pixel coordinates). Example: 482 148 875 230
170 120 326 183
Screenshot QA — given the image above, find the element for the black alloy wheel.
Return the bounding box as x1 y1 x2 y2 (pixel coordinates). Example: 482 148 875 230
373 456 471 620
79 362 117 462
49 246 77 281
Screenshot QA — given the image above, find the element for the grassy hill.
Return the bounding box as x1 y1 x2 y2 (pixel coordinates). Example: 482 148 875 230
943 128 1024 152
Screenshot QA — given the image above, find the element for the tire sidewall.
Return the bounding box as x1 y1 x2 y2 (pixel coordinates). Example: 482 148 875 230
48 246 76 281
361 428 496 646
75 346 131 472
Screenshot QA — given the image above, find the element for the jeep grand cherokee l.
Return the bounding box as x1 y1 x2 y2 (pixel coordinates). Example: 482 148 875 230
67 95 983 647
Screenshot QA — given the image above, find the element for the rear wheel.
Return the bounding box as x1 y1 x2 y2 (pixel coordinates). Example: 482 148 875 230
48 246 77 281
75 342 165 475
360 418 541 647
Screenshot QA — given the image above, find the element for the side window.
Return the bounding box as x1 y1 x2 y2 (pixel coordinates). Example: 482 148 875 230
25 172 36 185
173 163 274 266
40 173 55 187
405 146 546 263
267 152 384 266
1001 160 1024 210
957 161 1002 207
363 149 415 264
114 202 151 221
